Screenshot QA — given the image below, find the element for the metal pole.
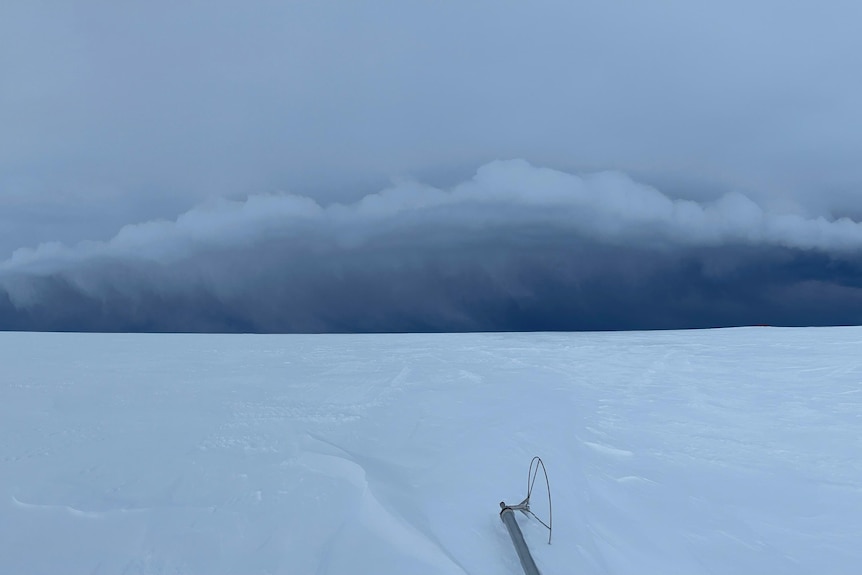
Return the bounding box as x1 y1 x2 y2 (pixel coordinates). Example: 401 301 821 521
500 503 542 575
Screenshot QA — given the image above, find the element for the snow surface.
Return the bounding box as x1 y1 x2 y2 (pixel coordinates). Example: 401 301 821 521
1 328 861 574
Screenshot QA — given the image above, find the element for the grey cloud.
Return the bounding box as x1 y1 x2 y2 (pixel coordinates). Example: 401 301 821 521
3 1 862 259
2 161 862 332
3 1 862 331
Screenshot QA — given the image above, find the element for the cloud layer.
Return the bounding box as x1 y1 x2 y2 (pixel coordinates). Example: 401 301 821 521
3 161 861 332
3 1 862 259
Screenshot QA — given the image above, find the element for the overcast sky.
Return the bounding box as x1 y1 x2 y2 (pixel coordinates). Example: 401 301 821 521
2 1 862 332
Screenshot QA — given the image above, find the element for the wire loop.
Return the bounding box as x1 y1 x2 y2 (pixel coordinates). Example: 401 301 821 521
525 456 553 544
500 456 553 544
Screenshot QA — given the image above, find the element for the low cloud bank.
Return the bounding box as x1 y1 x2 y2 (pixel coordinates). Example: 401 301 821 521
2 160 861 332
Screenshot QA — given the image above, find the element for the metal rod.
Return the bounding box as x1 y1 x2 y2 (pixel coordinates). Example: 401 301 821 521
500 503 542 575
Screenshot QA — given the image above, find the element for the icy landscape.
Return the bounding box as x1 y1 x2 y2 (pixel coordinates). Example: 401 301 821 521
2 327 860 574
4 3 862 573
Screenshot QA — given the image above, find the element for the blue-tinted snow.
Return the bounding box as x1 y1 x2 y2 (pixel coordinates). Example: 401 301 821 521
1 328 860 574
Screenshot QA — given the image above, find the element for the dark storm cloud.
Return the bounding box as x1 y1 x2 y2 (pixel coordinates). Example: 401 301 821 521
2 161 862 332
3 1 862 331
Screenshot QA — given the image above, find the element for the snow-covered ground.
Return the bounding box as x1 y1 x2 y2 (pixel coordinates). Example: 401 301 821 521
1 328 861 574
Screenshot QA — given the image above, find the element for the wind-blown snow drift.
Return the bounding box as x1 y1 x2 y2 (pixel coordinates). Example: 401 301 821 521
2 160 862 332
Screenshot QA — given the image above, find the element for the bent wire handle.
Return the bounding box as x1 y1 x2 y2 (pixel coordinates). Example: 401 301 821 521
526 456 552 544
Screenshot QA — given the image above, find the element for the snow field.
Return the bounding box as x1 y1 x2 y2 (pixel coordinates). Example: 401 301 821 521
1 328 861 574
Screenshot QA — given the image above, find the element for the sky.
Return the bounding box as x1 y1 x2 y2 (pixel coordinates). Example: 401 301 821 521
2 1 862 332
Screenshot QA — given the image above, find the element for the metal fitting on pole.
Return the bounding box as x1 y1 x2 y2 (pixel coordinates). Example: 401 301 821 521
500 502 542 575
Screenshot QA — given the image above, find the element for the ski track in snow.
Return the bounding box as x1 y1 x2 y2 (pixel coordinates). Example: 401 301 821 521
1 328 861 574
